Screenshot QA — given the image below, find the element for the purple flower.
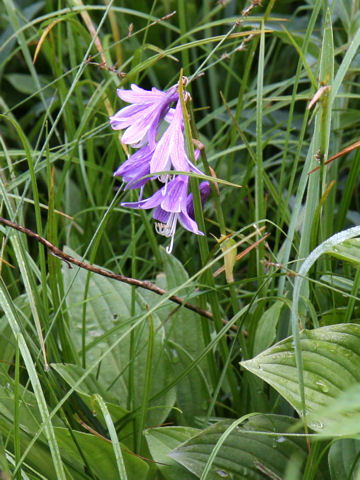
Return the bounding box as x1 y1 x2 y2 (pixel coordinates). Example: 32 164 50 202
121 176 209 253
109 84 178 148
186 181 212 219
150 99 203 180
113 145 154 191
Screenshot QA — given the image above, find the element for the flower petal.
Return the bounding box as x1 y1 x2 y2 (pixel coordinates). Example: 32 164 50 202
178 210 203 235
186 181 211 219
116 84 168 104
160 176 188 212
114 146 155 189
121 187 164 210
153 206 170 223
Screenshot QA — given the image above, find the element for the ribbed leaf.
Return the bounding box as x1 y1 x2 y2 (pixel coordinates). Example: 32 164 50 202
241 324 360 430
145 426 200 480
142 249 211 425
54 428 148 480
309 383 360 436
169 414 325 480
253 300 284 356
328 439 360 480
326 239 360 265
63 247 175 426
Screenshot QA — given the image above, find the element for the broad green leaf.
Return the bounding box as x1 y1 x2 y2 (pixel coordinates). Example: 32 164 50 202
5 73 52 95
54 427 149 480
0 374 84 479
51 363 131 427
326 239 360 266
309 384 360 436
0 278 67 479
169 414 324 480
241 324 360 429
142 249 211 426
320 274 359 293
145 426 200 480
160 249 211 425
253 300 285 356
329 439 360 480
51 362 120 403
63 247 175 426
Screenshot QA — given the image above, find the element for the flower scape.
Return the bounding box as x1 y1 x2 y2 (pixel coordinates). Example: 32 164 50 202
110 79 211 254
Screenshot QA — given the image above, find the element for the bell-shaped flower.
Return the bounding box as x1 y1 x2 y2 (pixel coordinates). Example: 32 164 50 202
186 181 212 219
150 99 202 180
109 84 178 148
113 145 154 191
121 175 209 253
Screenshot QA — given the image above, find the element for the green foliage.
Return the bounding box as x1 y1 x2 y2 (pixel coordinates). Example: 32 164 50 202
242 324 360 427
1 0 360 478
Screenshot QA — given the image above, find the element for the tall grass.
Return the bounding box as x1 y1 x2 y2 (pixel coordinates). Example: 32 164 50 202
1 0 360 479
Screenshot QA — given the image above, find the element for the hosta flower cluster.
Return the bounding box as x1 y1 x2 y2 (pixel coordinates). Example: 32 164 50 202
110 80 210 253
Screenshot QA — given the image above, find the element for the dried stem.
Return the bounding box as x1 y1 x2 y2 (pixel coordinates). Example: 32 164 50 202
0 217 222 324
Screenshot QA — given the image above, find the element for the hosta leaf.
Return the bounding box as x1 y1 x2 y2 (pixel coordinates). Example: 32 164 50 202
145 426 200 480
253 300 285 356
309 383 360 436
326 239 360 265
241 324 360 429
62 247 175 426
54 428 149 480
169 414 326 480
51 363 120 403
5 73 52 95
328 439 360 480
142 249 211 426
51 363 131 430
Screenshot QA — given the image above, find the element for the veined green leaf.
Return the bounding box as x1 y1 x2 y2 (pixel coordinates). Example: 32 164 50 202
169 414 326 480
241 324 360 430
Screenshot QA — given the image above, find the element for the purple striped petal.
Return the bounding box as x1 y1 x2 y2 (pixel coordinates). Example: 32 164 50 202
178 210 203 235
153 206 170 223
160 176 188 213
150 100 190 174
186 181 211 219
114 145 154 189
110 84 179 147
121 187 165 210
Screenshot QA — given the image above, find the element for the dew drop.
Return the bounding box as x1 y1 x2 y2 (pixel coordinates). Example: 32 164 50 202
216 470 229 478
171 349 179 363
315 380 329 393
309 421 324 430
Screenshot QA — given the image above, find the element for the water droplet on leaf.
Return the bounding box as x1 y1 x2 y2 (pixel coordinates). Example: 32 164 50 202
216 470 229 478
315 380 329 392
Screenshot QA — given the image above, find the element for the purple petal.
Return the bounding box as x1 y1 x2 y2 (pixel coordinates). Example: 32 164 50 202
109 104 149 131
150 100 189 173
178 210 203 235
120 104 162 145
121 187 164 210
116 84 168 104
186 181 211 219
153 206 170 223
114 145 154 189
150 127 172 173
160 176 188 213
111 84 179 146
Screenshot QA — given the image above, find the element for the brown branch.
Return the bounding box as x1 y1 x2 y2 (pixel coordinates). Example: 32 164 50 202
0 216 218 323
